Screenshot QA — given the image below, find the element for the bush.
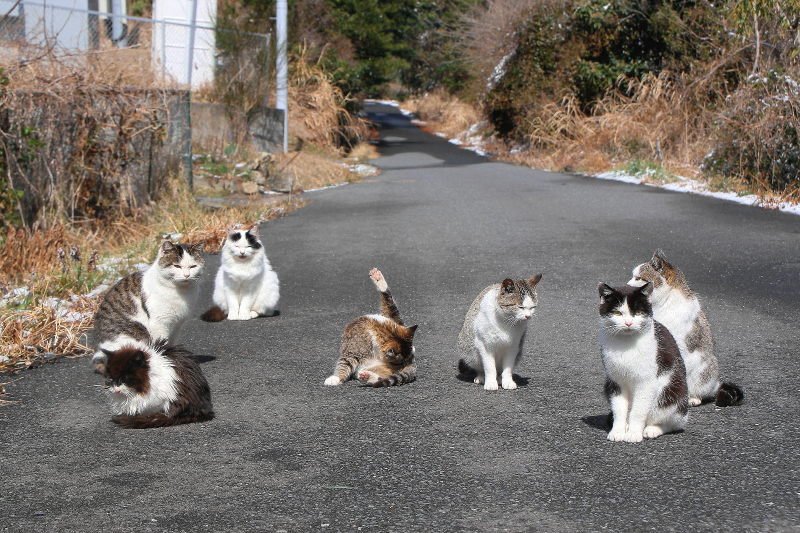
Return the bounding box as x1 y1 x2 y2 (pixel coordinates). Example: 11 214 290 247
705 71 800 197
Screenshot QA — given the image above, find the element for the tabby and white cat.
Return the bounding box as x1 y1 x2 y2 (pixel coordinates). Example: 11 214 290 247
457 275 542 391
324 269 417 387
100 341 214 428
201 224 279 322
629 249 743 407
92 241 205 372
598 282 688 442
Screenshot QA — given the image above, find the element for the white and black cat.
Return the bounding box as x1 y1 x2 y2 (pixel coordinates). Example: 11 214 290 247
100 341 214 428
201 224 279 322
457 275 542 390
629 249 743 407
92 241 205 372
598 282 688 442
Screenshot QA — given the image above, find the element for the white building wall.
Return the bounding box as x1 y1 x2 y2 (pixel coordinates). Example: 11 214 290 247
152 0 217 88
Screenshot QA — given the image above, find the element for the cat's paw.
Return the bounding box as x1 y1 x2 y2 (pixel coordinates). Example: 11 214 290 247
688 397 703 407
369 268 388 292
643 425 664 439
324 376 341 386
607 428 627 442
249 310 260 319
501 378 517 390
483 380 499 391
622 430 644 443
358 371 377 383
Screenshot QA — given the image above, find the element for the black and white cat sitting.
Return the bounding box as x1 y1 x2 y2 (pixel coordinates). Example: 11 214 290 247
598 282 689 443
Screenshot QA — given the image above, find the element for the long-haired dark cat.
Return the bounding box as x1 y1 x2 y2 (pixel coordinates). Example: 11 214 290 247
101 341 214 428
324 269 417 388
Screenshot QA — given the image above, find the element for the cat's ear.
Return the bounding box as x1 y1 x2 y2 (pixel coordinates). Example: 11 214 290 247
501 278 515 293
405 324 418 338
191 242 206 254
248 224 260 238
527 274 543 288
132 350 147 364
160 240 175 254
598 283 615 298
651 249 668 271
101 348 116 358
226 223 239 235
637 282 654 297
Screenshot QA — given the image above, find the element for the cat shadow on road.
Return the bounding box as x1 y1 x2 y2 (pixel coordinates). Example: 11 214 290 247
581 413 612 432
190 355 216 364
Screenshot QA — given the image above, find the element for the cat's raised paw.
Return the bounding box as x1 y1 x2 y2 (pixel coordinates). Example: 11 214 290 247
324 376 341 386
369 268 388 292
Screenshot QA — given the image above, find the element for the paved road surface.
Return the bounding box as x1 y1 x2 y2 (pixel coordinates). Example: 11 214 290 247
2 101 799 532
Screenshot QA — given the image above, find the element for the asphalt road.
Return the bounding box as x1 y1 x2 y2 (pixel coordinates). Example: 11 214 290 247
2 101 799 532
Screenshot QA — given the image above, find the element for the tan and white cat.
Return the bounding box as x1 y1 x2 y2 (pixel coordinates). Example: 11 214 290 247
92 241 205 373
324 269 417 388
457 275 542 390
629 249 743 407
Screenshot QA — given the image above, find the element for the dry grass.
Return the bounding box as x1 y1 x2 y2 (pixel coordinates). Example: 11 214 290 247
401 89 483 138
288 47 369 152
0 173 307 374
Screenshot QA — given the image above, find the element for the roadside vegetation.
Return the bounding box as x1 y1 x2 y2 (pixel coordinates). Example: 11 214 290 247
242 0 798 205
3 0 799 372
0 8 373 372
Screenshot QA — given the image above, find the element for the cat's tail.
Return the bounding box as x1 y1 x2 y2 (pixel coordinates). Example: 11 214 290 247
373 367 416 387
112 411 215 429
457 358 478 378
200 306 227 322
715 382 744 407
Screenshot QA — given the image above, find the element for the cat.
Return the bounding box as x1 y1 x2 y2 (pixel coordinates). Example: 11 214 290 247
100 340 214 429
628 249 743 407
598 282 688 442
457 274 543 391
324 268 417 387
92 241 205 373
201 224 280 322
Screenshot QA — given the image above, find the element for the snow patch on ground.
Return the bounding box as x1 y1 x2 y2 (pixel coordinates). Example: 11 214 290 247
596 170 800 216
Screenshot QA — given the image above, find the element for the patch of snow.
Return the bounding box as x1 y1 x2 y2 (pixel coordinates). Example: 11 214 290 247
595 170 800 216
303 183 348 193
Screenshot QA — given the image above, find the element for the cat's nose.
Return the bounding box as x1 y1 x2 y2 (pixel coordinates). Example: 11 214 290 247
625 320 633 327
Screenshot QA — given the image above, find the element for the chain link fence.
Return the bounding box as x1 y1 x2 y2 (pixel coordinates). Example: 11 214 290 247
0 1 274 227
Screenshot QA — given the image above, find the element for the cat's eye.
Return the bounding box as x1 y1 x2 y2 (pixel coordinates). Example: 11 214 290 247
613 311 622 316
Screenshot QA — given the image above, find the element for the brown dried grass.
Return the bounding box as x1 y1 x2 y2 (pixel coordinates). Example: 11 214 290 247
288 47 369 152
401 89 482 138
0 226 69 285
0 295 96 373
518 71 713 174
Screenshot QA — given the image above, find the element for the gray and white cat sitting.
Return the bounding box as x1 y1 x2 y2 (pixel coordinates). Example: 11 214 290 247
598 282 688 442
201 224 279 322
92 241 206 372
629 249 743 407
457 275 542 390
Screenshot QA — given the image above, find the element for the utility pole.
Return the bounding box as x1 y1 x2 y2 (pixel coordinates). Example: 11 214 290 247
276 0 288 152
